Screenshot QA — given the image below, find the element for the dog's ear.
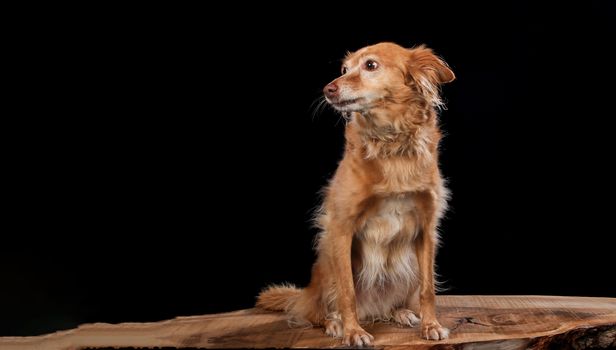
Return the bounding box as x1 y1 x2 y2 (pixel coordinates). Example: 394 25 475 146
407 45 455 85
405 45 454 109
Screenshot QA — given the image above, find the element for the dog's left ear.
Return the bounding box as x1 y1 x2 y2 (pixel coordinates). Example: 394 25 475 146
407 46 455 85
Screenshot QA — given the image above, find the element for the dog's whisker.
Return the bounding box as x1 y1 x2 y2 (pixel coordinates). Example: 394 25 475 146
310 97 332 121
310 96 326 121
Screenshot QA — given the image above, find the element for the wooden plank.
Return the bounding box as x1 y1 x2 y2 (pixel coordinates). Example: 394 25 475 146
1 295 615 349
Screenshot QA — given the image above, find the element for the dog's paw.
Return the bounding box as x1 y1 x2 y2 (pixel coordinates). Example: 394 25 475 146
392 308 420 327
342 326 374 347
324 318 343 338
421 321 449 340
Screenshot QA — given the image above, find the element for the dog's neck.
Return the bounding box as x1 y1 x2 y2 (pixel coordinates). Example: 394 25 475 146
350 105 440 161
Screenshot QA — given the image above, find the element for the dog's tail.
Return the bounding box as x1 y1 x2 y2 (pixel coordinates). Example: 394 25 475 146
256 283 302 311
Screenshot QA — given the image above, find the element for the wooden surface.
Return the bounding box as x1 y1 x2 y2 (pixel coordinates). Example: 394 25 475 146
1 295 615 350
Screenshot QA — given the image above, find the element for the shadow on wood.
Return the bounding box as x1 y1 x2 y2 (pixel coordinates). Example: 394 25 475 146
1 295 615 349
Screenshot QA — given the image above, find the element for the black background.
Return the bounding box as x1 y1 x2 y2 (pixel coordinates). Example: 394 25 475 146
2 2 615 336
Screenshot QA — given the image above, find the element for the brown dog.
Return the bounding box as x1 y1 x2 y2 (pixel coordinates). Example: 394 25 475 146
257 42 454 346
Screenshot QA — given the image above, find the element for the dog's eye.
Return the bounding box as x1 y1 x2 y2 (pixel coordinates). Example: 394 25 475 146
341 66 348 75
364 60 379 71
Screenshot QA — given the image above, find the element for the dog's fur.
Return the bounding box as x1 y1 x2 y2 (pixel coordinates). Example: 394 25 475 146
257 42 455 346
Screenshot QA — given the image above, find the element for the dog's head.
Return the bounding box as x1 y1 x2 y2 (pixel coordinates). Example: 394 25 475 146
324 42 454 113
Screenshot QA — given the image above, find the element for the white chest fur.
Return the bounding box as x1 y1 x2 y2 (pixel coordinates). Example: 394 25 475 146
361 195 418 244
353 194 420 320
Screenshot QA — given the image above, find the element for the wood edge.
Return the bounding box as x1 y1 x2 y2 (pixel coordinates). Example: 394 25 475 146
1 296 615 349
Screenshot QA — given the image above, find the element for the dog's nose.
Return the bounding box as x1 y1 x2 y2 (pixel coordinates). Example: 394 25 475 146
323 83 339 98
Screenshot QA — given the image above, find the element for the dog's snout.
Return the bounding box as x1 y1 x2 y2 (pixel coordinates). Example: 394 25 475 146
323 83 339 98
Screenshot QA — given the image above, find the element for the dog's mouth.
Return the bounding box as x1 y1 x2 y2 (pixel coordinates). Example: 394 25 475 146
330 98 365 110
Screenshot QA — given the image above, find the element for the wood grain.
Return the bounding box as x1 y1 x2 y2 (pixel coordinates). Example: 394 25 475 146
1 295 615 349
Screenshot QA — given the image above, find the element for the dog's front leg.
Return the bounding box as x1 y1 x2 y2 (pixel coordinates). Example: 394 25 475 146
415 192 449 341
327 221 374 347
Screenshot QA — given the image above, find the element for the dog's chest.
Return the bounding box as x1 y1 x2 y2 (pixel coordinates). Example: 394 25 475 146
360 195 418 244
353 195 420 292
373 157 433 194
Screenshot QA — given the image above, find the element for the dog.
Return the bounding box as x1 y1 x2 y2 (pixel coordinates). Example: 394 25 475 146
257 42 455 346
